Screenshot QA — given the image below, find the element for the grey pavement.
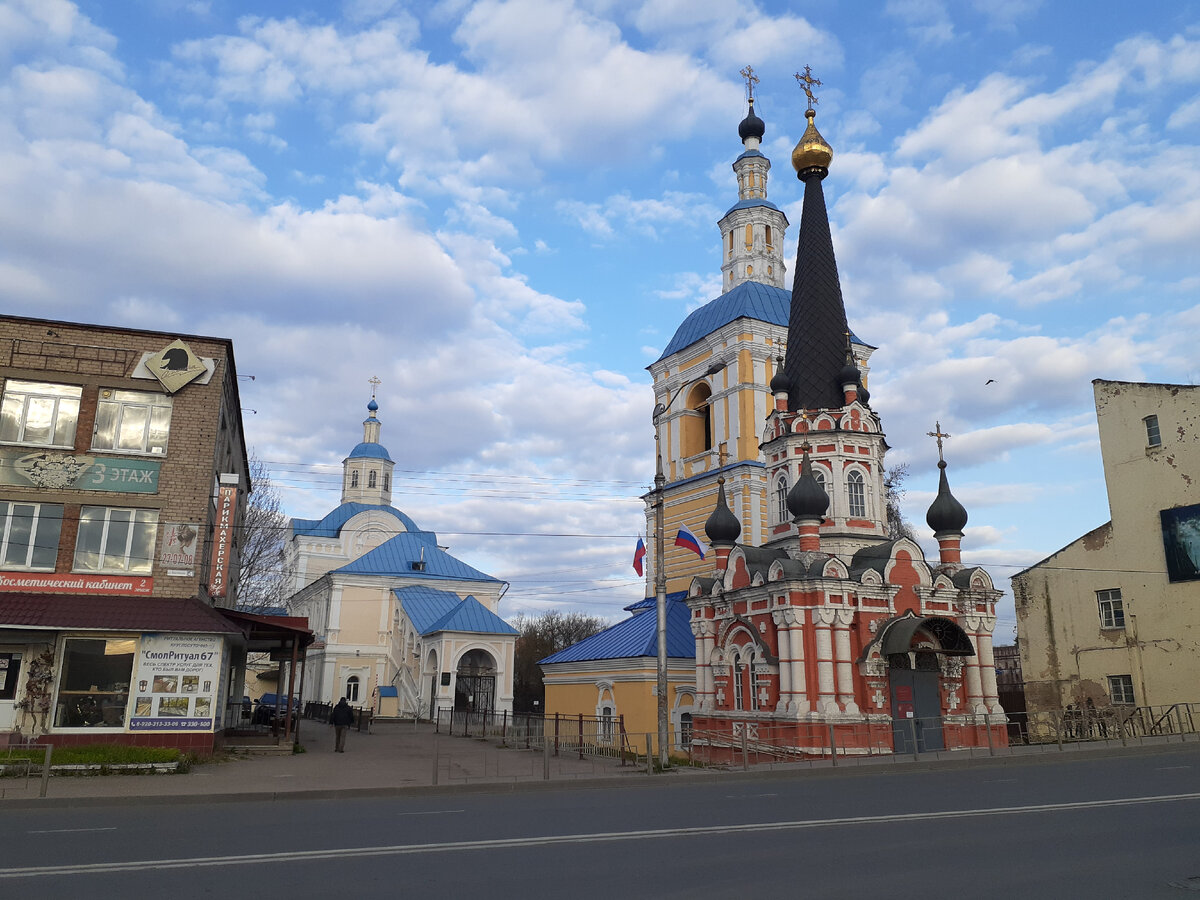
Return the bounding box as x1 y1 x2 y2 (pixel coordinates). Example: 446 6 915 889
2 719 1197 808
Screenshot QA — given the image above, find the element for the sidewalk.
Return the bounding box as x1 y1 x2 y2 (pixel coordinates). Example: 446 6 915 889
0 720 644 806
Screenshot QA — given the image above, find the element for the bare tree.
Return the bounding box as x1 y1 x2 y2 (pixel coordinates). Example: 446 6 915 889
236 453 294 611
511 611 607 713
884 463 918 542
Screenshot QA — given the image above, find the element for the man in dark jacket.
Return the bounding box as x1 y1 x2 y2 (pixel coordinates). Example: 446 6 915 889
330 697 354 752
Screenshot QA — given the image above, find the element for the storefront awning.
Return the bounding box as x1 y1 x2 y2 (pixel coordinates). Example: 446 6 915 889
0 593 244 634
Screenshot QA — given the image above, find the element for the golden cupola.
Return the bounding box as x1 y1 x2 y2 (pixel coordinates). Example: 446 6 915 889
792 107 833 179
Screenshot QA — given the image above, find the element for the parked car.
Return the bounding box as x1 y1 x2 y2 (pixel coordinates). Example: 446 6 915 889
253 693 301 727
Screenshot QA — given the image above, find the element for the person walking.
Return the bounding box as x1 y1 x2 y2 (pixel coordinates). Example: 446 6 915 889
330 697 354 752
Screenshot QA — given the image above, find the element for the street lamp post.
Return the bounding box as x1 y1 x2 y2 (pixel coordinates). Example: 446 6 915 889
651 360 724 769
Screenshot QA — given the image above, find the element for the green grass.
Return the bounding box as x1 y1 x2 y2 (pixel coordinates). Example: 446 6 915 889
0 744 182 766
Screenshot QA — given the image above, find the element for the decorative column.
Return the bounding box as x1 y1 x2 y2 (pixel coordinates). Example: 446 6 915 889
814 607 838 716
691 620 716 712
772 609 792 712
834 608 859 715
962 614 986 715
788 608 809 714
976 616 1003 715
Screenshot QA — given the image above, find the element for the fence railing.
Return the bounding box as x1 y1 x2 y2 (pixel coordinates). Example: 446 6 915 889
0 742 53 797
435 709 633 760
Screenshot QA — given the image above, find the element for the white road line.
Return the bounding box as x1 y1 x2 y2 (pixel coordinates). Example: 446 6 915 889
1157 766 1192 771
395 810 465 817
4 792 1199 879
26 828 118 835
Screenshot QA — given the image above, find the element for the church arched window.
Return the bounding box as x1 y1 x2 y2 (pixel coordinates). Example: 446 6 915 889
744 224 753 252
346 675 360 702
732 656 744 710
368 470 377 488
765 225 773 251
727 231 734 260
747 649 759 711
383 473 390 492
350 471 359 488
775 476 788 523
681 382 714 458
847 470 866 518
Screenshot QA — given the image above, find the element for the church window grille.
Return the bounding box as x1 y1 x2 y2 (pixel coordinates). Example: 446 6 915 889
350 471 359 488
1107 674 1135 705
847 470 866 518
775 477 788 523
600 706 614 743
1097 589 1125 629
346 675 360 702
680 712 693 749
1144 415 1161 447
368 470 377 488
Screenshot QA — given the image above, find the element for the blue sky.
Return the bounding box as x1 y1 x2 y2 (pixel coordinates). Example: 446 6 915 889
3 0 1199 636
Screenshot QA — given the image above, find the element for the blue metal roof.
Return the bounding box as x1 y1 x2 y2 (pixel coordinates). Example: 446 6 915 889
735 149 766 161
396 586 517 636
292 502 419 538
347 441 393 461
539 592 692 664
655 281 868 363
335 532 501 582
722 197 781 217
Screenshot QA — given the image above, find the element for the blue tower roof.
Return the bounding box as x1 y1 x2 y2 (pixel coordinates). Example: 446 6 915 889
722 197 781 217
538 593 693 664
348 441 392 461
292 502 419 538
396 586 516 636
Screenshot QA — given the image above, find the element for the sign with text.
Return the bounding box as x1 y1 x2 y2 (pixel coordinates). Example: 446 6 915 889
160 522 200 574
128 634 223 732
0 572 154 594
0 449 160 494
208 482 237 599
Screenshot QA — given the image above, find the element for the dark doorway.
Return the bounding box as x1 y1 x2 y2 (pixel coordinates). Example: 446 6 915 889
454 649 497 725
889 651 944 753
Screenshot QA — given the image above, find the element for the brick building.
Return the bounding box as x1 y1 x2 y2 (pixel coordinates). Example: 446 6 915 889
0 315 255 754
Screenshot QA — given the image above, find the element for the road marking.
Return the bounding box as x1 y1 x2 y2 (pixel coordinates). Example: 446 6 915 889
26 828 117 835
395 810 465 817
725 793 778 798
4 792 1200 878
985 779 1018 783
1157 766 1192 771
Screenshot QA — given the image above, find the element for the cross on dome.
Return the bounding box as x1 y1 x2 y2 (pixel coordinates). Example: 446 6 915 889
795 65 822 110
927 421 951 462
740 64 759 102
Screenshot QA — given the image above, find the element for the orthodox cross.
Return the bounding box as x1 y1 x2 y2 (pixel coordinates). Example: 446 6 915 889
795 65 822 110
740 65 759 103
927 421 951 462
368 375 381 399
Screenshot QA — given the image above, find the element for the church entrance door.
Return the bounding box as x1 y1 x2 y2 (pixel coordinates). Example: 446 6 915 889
888 652 944 753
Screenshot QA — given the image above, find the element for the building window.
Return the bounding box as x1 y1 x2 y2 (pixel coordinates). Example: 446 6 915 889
744 224 753 252
350 471 359 488
765 225 773 250
1107 674 1135 705
1144 415 1161 447
1097 588 1125 629
600 705 614 743
54 637 135 729
727 231 734 260
92 389 172 455
383 473 390 492
732 658 744 710
73 506 158 574
0 501 62 570
775 477 788 523
346 675 360 702
847 470 866 518
680 712 693 749
368 470 377 488
747 650 759 711
0 380 81 447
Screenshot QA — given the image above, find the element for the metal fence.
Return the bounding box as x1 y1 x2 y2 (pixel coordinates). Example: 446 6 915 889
435 709 633 760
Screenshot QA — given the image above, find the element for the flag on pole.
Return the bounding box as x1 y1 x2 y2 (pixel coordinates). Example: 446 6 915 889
632 536 646 576
674 523 709 559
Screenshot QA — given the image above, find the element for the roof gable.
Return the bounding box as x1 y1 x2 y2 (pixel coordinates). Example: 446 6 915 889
336 532 499 582
291 502 419 538
539 593 691 664
396 586 516 636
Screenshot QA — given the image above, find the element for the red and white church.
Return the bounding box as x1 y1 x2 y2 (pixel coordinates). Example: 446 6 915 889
686 97 1006 760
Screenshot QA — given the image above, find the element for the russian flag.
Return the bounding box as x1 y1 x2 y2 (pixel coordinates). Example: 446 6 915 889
632 537 646 576
675 523 709 560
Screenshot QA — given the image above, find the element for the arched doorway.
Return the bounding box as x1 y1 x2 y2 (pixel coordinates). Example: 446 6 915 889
878 615 974 754
455 649 497 717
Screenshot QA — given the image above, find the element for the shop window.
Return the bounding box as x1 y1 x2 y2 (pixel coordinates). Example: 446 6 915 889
73 506 158 574
0 379 81 447
92 389 172 455
1097 588 1125 629
55 637 135 729
0 652 21 701
1107 674 1135 705
847 470 866 518
1144 415 1161 448
346 675 360 702
0 501 62 570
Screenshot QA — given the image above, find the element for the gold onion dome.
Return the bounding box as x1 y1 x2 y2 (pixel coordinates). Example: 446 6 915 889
792 108 833 176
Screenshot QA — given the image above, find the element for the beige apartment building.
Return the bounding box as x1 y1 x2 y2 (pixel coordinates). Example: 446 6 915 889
1013 379 1200 713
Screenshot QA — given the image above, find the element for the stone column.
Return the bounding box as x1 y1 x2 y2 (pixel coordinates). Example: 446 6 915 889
772 610 792 712
788 608 809 714
834 608 860 715
691 620 715 712
963 614 986 715
976 617 1003 716
814 607 838 716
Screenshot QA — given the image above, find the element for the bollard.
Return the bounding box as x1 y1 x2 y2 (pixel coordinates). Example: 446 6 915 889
40 744 52 798
827 723 838 767
907 717 920 761
432 737 439 786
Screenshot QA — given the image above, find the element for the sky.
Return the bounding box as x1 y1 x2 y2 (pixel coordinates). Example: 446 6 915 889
3 0 1199 639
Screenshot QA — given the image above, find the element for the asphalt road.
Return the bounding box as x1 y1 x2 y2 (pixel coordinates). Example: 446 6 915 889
3 747 1199 898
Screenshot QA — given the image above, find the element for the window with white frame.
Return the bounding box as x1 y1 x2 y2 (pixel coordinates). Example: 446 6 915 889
92 389 172 455
1107 674 1135 705
350 471 359 488
383 473 390 492
0 380 82 447
73 506 158 574
346 675 360 702
747 649 760 711
0 501 62 570
1144 415 1161 448
847 470 866 518
680 712 693 749
1097 588 1125 629
600 705 614 743
775 477 788 522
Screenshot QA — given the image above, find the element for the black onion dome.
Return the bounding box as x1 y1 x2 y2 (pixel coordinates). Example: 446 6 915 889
838 359 860 387
787 449 829 520
705 479 742 545
926 460 968 534
738 99 765 141
856 378 870 406
770 367 791 394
